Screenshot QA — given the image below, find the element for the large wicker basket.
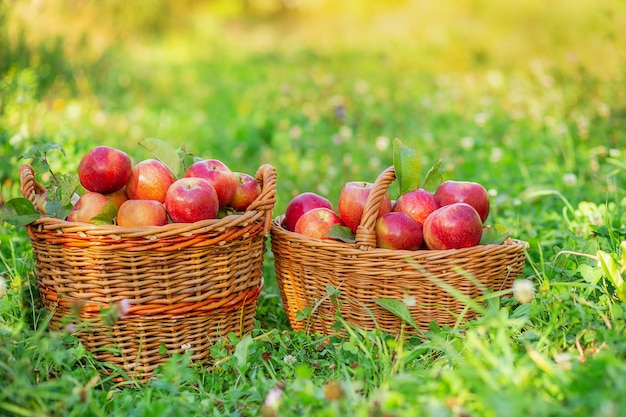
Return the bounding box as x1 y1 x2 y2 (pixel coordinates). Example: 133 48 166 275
271 166 527 335
19 163 276 380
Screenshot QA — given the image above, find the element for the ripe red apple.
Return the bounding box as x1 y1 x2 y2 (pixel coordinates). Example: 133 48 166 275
126 159 176 203
78 146 132 194
284 192 333 232
422 202 483 250
375 212 423 250
164 177 219 223
393 188 440 225
67 191 110 223
294 207 344 240
116 199 168 227
434 180 490 223
338 181 392 234
106 187 129 209
230 172 261 211
184 159 238 207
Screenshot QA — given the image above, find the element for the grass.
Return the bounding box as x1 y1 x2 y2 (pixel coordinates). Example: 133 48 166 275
2 1 626 416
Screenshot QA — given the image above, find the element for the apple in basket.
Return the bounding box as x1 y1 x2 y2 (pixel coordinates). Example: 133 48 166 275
126 159 176 203
294 207 344 240
78 146 132 194
284 192 333 232
67 191 111 223
229 172 261 211
392 188 440 226
106 187 129 209
422 202 483 250
165 177 219 223
185 159 238 207
434 180 490 223
338 181 392 234
117 199 168 227
375 211 423 250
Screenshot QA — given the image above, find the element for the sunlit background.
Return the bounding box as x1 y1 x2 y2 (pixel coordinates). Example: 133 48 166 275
2 0 626 213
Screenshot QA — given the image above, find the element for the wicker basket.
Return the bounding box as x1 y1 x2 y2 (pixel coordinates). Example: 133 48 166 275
271 166 527 335
19 163 276 380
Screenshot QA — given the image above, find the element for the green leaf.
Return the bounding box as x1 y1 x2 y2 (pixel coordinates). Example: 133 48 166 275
90 202 119 225
393 138 421 195
374 298 419 330
46 200 74 221
1 198 40 226
52 173 80 206
421 159 445 192
597 250 626 302
480 224 511 245
325 224 356 243
234 334 253 368
139 137 180 178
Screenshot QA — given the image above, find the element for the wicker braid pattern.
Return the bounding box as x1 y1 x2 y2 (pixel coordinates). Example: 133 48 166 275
19 163 276 379
271 166 527 335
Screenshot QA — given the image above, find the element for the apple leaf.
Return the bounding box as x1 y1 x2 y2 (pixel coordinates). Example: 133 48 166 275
480 224 510 245
374 298 419 331
20 142 66 176
1 198 41 226
421 159 445 192
139 137 181 178
46 172 80 219
393 138 421 196
90 202 119 225
325 224 356 243
45 200 74 221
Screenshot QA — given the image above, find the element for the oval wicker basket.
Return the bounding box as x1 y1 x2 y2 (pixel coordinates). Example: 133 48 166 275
270 166 527 336
19 163 276 380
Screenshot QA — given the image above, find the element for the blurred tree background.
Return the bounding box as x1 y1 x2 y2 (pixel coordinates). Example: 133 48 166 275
2 0 626 211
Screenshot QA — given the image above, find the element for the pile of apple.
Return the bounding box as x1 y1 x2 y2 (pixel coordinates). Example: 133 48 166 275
67 145 261 227
283 179 491 251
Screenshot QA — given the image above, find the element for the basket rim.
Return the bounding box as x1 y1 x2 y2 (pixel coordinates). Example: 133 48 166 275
19 163 277 238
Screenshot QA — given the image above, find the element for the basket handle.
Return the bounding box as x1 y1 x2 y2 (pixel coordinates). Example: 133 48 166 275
354 165 396 251
19 164 47 214
247 163 277 234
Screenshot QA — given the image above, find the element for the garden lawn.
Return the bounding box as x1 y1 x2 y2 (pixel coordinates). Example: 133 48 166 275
2 1 626 416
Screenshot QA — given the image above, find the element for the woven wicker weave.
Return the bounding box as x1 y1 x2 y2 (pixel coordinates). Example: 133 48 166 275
19 163 276 380
271 166 527 335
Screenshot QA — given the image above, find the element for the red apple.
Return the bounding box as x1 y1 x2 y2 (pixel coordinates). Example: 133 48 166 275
106 187 129 209
165 177 219 223
422 202 483 250
284 192 333 232
184 159 238 207
116 199 168 227
393 188 440 225
230 172 261 211
434 180 490 223
126 159 176 203
67 191 110 223
375 212 423 250
294 207 344 240
78 146 132 194
338 181 392 234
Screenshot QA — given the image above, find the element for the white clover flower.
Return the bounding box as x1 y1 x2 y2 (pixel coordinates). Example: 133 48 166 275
563 173 577 187
116 299 131 319
402 294 416 307
460 136 475 150
264 388 283 407
283 354 296 365
490 147 503 163
375 136 390 151
513 279 536 304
